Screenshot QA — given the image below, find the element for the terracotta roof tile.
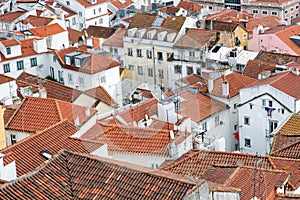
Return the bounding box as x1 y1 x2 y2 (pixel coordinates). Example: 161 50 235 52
5 96 96 132
84 86 117 106
3 106 16 124
85 25 115 39
81 122 189 156
102 28 126 47
174 29 218 49
246 16 281 32
161 16 185 32
0 150 197 199
117 98 158 124
0 11 25 23
17 72 82 103
1 120 103 177
27 23 66 37
176 1 202 12
0 39 20 47
128 13 156 29
244 60 277 79
110 0 133 9
205 9 253 22
255 0 289 3
67 28 85 44
211 21 240 32
246 71 300 99
177 91 227 122
158 5 180 14
0 74 14 84
210 72 256 98
19 15 53 27
179 74 207 85
76 0 106 7
255 51 300 65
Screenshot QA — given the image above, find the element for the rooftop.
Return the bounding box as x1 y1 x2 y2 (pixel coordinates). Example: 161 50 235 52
0 150 198 199
0 11 25 23
102 28 126 48
255 51 300 65
85 25 115 39
243 60 277 79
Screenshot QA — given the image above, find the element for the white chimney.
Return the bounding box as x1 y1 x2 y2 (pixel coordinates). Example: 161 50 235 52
157 102 178 124
222 81 229 96
215 136 225 151
169 142 178 159
38 87 47 98
0 153 17 181
74 117 80 126
85 107 91 116
33 38 47 53
208 78 214 93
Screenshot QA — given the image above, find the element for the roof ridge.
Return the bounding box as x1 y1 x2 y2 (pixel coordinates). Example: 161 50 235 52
54 99 64 121
272 140 300 155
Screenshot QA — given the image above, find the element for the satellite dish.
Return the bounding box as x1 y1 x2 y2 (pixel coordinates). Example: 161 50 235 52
228 57 237 68
169 130 175 140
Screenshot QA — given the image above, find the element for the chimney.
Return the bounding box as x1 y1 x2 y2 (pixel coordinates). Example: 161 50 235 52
38 87 47 98
0 152 17 181
74 117 80 126
0 106 6 149
208 78 214 93
85 107 91 116
214 136 225 151
292 68 300 76
222 81 229 96
33 38 47 53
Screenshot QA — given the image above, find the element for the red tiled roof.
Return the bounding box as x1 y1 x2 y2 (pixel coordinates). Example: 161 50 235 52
128 13 156 29
67 27 85 44
179 74 207 85
117 98 158 124
211 21 240 32
1 120 103 177
255 51 300 65
17 72 82 103
5 96 96 132
0 11 25 23
244 60 276 79
205 9 253 22
210 72 256 98
161 16 186 32
178 91 227 122
245 71 300 99
174 28 217 49
3 106 16 124
27 23 66 37
81 122 188 156
274 25 300 56
246 16 281 32
76 0 106 7
158 5 180 14
0 74 14 84
19 15 53 27
110 0 133 9
255 0 288 3
0 150 197 199
85 25 115 39
85 86 117 106
0 39 20 47
176 1 202 12
102 28 126 48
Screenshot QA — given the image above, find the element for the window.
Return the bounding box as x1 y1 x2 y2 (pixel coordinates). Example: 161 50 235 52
78 77 84 86
146 50 152 59
281 108 285 114
291 7 294 12
215 115 219 126
271 11 278 15
196 68 201 76
53 55 57 62
269 100 273 107
58 71 63 83
50 66 54 79
99 18 103 24
245 138 251 147
79 12 82 17
138 66 143 75
202 122 207 131
94 9 96 14
137 49 142 57
262 10 268 15
148 68 153 77
72 18 76 25
127 48 133 56
262 99 266 106
157 52 163 60
30 57 37 67
208 6 212 10
269 120 278 133
187 66 193 75
3 63 10 73
66 1 70 5
174 65 182 74
234 124 238 131
158 69 164 78
249 103 253 109
114 48 118 54
100 76 106 84
147 33 152 40
296 5 299 9
243 34 247 41
98 7 101 12
244 116 250 125
17 61 24 70
234 103 237 109
189 51 195 59
284 10 288 14
128 65 134 70
151 164 158 169
68 73 73 84
252 10 258 14
6 47 11 55
10 134 17 145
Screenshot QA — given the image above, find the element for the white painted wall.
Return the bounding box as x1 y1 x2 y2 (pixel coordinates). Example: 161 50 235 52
5 130 31 146
0 80 18 105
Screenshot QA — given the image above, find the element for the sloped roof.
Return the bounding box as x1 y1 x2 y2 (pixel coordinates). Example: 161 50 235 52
178 91 227 122
19 15 53 27
205 9 253 22
81 122 188 156
176 1 202 12
1 120 103 176
0 150 198 199
255 51 300 65
158 5 180 14
244 60 276 79
85 86 117 106
67 28 85 44
246 16 281 32
27 23 66 37
110 0 133 9
255 0 289 3
17 72 82 103
211 21 240 32
245 71 300 99
0 74 14 84
210 72 257 98
174 28 217 49
0 11 25 23
0 39 20 47
127 13 156 29
5 96 96 132
102 28 126 48
85 25 115 39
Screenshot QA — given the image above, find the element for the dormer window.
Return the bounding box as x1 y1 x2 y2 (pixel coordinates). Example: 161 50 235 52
6 47 11 55
75 58 81 67
147 33 152 40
